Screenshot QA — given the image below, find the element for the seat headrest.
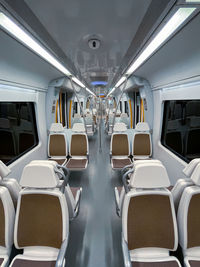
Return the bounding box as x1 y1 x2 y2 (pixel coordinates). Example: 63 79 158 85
72 123 85 132
190 163 200 186
74 113 81 118
29 160 58 167
113 122 127 132
50 123 64 132
20 163 59 188
0 160 11 179
135 122 150 132
120 113 128 118
183 158 200 177
130 160 170 188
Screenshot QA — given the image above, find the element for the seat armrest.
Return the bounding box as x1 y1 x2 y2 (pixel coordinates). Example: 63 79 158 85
114 187 120 217
55 236 69 267
122 169 134 193
122 236 132 267
121 162 134 174
72 187 82 220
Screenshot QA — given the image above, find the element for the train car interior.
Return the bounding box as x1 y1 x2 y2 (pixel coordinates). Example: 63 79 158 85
0 0 200 266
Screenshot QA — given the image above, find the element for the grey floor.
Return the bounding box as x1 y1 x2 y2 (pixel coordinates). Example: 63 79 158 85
66 126 124 267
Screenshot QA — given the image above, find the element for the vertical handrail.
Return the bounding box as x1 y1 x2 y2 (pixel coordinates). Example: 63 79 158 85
69 77 87 132
99 98 102 152
111 78 128 133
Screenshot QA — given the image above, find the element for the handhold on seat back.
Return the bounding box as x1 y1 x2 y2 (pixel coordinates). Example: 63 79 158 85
190 162 200 186
129 160 170 188
20 163 60 188
183 158 200 177
113 123 127 132
0 160 11 179
72 123 85 132
49 123 64 132
135 122 150 132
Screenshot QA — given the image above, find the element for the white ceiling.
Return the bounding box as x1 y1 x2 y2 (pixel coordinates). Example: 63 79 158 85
24 0 151 89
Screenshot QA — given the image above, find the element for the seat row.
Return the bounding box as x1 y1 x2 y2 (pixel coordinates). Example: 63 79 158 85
48 123 89 170
110 122 152 169
116 158 200 267
0 160 82 266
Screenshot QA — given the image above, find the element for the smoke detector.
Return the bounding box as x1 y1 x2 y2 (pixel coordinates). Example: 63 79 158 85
88 39 101 50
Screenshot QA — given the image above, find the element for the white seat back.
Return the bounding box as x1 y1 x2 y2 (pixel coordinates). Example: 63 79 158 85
178 162 200 259
122 161 178 257
132 122 152 159
172 158 200 211
111 133 129 157
14 163 69 252
48 123 67 160
0 160 20 207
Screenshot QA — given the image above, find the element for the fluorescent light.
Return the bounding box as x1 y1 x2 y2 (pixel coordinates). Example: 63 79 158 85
85 87 96 96
0 12 71 76
72 77 86 88
126 7 196 75
107 87 116 96
115 76 126 87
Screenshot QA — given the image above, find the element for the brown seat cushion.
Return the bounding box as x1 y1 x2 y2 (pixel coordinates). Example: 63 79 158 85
66 158 87 169
188 260 200 267
0 258 4 265
11 259 56 267
112 158 132 169
48 158 66 165
132 261 180 267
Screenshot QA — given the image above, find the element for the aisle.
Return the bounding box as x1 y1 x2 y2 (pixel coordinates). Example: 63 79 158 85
66 128 124 267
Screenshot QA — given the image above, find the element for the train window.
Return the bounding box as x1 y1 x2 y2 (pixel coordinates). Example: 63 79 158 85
161 100 200 162
0 102 38 165
124 101 129 115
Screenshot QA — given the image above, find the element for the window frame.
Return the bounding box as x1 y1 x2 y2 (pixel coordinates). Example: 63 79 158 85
161 100 200 163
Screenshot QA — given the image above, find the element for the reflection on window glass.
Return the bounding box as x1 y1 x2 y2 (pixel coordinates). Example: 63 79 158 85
0 102 38 165
161 100 200 162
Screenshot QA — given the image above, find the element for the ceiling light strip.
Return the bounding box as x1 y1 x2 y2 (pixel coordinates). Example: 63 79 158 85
126 7 196 75
107 87 116 96
72 77 86 88
0 12 71 76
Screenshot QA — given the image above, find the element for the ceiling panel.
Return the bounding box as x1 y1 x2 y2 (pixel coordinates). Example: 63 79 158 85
24 0 151 90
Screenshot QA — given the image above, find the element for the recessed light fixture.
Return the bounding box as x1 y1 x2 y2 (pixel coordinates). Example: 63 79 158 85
0 12 71 76
91 81 108 86
126 7 196 75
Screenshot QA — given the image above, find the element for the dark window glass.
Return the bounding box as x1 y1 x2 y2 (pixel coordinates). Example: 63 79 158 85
161 100 200 162
120 101 122 112
124 101 129 115
0 102 39 165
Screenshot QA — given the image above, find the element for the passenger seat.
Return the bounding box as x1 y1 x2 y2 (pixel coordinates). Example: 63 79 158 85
171 158 200 211
29 160 82 220
0 160 20 208
132 122 152 159
10 162 69 266
48 123 68 165
66 124 89 170
121 161 181 266
110 123 132 169
0 186 15 267
178 162 200 267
